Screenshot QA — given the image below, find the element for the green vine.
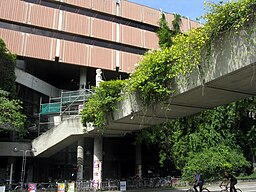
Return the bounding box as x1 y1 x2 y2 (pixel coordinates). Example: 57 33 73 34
82 0 256 128
81 80 127 129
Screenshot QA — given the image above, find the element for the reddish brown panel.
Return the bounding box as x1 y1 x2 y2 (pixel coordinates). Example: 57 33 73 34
167 14 200 33
121 51 142 73
121 25 143 47
166 13 175 30
120 1 142 22
92 0 115 15
24 34 56 61
190 20 201 30
142 6 161 27
28 4 59 30
60 40 89 66
0 0 27 23
91 18 115 41
0 28 25 56
65 0 92 9
144 31 159 50
62 11 90 36
90 46 114 70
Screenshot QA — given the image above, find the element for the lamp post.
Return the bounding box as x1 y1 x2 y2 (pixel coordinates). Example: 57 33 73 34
13 147 36 190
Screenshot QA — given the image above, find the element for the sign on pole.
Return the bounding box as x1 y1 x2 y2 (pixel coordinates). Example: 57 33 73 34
120 181 126 191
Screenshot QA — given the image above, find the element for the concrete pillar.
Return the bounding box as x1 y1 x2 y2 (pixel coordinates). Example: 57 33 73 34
7 157 15 192
77 138 84 180
93 136 102 190
80 67 87 89
135 143 142 178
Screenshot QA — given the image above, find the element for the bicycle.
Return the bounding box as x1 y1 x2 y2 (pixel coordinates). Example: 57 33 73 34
219 184 242 192
186 182 210 192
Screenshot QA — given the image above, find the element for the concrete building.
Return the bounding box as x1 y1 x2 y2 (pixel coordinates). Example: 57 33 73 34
0 0 199 187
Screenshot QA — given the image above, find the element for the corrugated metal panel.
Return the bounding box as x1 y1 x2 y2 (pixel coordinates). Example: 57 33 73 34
92 0 115 15
142 6 160 27
0 0 27 23
120 0 142 22
190 20 201 30
166 13 175 30
167 14 200 33
28 4 59 29
121 25 143 47
62 11 90 36
60 40 89 66
65 0 91 9
0 28 25 56
24 34 56 60
180 17 190 33
144 31 159 50
121 52 142 73
91 18 115 41
91 46 114 70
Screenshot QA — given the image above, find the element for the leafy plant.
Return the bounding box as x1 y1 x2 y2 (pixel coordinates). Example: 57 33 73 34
81 80 127 129
0 89 26 137
0 38 16 98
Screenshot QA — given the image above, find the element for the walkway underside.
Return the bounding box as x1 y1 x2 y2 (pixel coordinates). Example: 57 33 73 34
33 21 256 157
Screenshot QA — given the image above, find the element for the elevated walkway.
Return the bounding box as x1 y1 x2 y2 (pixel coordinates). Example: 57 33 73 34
32 21 256 156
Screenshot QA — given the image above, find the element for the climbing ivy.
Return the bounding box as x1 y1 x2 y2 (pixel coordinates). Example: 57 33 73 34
81 80 127 129
82 0 256 128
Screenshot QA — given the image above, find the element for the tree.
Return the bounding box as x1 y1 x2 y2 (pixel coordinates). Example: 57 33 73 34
156 13 181 49
138 101 251 180
0 89 26 137
0 38 16 97
157 13 173 48
0 38 26 137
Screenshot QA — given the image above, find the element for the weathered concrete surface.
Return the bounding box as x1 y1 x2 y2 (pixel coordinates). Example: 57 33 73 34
32 116 85 157
0 142 33 157
107 20 256 135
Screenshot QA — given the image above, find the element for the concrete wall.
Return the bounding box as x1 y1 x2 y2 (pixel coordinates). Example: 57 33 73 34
15 68 60 97
0 142 32 157
32 116 85 157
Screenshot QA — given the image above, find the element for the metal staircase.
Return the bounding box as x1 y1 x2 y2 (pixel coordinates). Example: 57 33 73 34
38 89 93 135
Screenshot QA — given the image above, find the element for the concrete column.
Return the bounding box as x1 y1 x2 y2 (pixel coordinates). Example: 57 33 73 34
93 136 102 190
80 67 87 89
77 138 84 180
135 143 142 178
8 157 15 192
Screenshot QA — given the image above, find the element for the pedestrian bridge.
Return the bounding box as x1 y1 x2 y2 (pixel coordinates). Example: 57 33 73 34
32 21 256 157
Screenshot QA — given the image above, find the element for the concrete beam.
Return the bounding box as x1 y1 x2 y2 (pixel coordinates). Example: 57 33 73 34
32 116 85 157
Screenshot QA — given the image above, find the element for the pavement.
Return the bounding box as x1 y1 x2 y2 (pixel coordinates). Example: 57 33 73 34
104 180 256 192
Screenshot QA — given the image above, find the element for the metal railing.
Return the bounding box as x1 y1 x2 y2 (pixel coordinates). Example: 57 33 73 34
38 89 93 134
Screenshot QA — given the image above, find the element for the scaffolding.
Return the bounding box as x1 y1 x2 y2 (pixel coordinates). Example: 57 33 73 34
38 89 93 135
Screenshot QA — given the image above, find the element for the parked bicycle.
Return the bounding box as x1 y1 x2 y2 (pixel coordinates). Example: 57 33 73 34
219 184 242 192
186 182 210 192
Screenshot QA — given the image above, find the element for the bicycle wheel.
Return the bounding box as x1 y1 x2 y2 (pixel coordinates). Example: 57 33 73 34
219 190 228 192
185 189 194 192
202 188 210 192
236 188 242 192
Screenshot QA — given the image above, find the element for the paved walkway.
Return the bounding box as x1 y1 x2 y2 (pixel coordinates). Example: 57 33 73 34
104 181 256 192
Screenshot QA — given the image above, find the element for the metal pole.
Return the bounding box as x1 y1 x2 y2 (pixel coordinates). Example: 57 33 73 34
20 150 25 190
38 97 42 136
9 163 13 192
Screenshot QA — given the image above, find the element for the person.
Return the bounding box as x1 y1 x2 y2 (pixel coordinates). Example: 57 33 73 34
193 172 204 192
219 171 237 192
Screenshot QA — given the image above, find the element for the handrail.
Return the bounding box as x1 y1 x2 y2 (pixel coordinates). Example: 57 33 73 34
60 89 93 117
